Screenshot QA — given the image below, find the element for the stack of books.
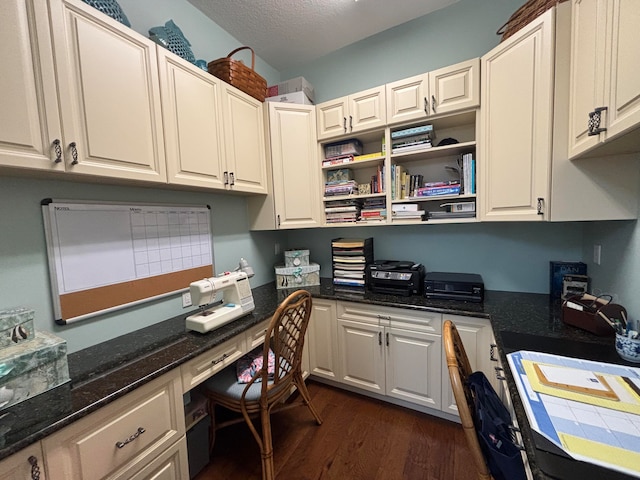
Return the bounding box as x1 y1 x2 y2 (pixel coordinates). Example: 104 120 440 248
324 199 362 224
391 124 434 153
461 152 476 194
391 203 425 222
331 237 374 291
324 180 358 197
359 197 386 223
414 180 461 197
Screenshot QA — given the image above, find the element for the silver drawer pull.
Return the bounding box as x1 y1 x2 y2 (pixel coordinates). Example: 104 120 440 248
212 353 229 366
115 427 146 449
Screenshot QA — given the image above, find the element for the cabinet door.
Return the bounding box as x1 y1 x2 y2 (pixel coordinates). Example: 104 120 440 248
349 86 386 134
268 103 322 228
49 0 167 182
0 442 47 480
386 73 430 125
568 0 608 159
158 50 225 189
429 58 480 116
480 8 554 221
386 327 442 409
441 315 496 416
605 0 640 141
0 0 63 172
337 318 385 394
316 96 349 140
308 299 340 381
220 84 268 194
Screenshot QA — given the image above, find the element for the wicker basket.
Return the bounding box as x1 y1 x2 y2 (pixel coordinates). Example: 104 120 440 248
497 0 568 42
208 46 267 102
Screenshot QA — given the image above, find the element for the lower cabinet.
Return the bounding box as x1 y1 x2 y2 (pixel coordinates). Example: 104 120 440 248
308 298 340 381
42 369 187 480
0 442 47 480
335 301 443 410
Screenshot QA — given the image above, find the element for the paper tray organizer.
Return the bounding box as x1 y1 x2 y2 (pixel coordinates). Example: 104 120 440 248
561 293 626 336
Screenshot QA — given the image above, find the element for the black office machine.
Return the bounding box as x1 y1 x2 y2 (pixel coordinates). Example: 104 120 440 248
424 272 484 302
367 260 425 296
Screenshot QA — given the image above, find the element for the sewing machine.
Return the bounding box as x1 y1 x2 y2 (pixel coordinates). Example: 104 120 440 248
185 271 255 333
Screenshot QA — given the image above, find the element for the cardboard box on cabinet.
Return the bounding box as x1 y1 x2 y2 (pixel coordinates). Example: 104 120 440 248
265 91 314 105
267 76 315 102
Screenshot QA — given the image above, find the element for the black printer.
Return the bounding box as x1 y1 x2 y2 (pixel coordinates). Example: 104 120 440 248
367 260 425 296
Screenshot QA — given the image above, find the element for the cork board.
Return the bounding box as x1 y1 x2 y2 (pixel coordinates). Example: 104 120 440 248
42 200 214 324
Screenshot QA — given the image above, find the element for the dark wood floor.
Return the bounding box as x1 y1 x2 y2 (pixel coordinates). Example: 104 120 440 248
194 380 477 480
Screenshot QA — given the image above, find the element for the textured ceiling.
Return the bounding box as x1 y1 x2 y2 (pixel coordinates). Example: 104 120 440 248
186 0 460 71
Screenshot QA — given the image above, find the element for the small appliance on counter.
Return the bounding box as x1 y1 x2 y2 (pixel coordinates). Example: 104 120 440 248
423 272 484 302
367 260 425 296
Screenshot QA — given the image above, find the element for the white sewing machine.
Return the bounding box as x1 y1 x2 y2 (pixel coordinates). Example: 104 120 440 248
185 271 255 333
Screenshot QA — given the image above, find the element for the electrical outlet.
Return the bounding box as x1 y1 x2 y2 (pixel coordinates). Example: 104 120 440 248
593 244 601 265
182 291 192 308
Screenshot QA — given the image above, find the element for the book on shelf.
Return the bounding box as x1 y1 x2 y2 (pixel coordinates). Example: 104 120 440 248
322 155 354 167
333 256 366 263
352 152 384 162
392 142 432 154
324 205 359 213
392 203 419 212
392 210 425 217
415 184 461 197
391 124 434 140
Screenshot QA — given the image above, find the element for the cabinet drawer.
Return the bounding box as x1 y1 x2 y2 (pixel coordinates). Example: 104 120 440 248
125 435 189 480
337 301 441 333
245 318 270 351
181 335 246 392
0 442 47 480
43 369 184 480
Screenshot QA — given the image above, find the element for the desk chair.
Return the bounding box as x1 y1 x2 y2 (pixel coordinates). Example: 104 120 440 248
443 319 493 480
202 290 323 480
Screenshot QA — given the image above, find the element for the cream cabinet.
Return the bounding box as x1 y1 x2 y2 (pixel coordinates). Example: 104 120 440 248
336 301 442 409
440 315 498 416
48 0 167 182
568 0 640 159
308 298 340 381
43 369 187 480
0 442 47 480
248 103 322 230
220 83 268 194
317 86 386 140
126 439 189 480
386 58 480 125
0 0 64 172
157 49 226 189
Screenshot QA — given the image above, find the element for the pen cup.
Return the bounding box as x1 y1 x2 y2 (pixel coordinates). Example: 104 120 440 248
615 332 640 363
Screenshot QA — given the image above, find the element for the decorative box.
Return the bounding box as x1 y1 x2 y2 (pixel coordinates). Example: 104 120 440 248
326 168 354 184
324 139 363 159
284 249 310 267
0 307 35 348
275 263 320 289
0 330 70 412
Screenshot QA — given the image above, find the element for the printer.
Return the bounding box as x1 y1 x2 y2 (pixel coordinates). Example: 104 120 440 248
367 260 425 296
423 272 484 303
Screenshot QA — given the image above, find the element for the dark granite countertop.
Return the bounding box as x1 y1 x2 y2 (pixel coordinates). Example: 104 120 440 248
1 279 635 480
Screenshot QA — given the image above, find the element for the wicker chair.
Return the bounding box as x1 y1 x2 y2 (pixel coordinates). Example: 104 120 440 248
443 320 493 480
202 290 323 480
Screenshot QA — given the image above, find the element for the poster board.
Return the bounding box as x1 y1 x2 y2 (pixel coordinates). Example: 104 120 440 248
41 199 214 324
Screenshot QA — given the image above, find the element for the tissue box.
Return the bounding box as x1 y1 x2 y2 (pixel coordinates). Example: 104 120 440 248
267 76 315 103
0 307 35 348
275 263 320 289
284 249 310 267
0 330 70 412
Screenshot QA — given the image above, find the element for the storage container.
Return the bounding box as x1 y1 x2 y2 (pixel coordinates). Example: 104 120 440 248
275 263 320 289
0 330 70 412
284 249 310 267
324 139 363 159
0 307 35 348
265 91 314 105
267 76 315 103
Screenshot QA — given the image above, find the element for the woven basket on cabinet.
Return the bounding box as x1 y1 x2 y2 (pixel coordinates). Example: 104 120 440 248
208 46 267 102
497 0 568 42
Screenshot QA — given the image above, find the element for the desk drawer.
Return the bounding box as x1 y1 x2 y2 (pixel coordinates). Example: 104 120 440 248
245 318 270 351
181 335 245 392
43 369 184 480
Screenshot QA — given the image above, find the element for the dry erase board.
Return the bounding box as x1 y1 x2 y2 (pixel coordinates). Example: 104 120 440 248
41 200 214 324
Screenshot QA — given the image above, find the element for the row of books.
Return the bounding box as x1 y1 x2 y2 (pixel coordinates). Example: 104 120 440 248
324 198 361 224
321 151 384 167
414 180 461 197
331 237 373 289
461 152 476 195
391 165 424 200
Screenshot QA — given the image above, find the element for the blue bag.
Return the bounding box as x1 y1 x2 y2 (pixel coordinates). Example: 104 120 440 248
467 371 527 480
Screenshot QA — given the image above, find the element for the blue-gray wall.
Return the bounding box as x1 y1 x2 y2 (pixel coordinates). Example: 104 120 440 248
3 0 636 353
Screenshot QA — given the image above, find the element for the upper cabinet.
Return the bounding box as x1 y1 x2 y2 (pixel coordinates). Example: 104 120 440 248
0 0 64 172
220 84 268 194
248 103 322 229
317 86 386 140
158 49 226 190
49 0 167 182
479 8 555 221
386 58 480 125
568 0 640 159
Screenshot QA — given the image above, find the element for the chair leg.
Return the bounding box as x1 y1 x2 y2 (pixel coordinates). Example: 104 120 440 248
259 407 275 480
206 398 217 455
294 374 323 425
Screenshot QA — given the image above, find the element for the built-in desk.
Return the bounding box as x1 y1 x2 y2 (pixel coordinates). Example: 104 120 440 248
0 280 630 480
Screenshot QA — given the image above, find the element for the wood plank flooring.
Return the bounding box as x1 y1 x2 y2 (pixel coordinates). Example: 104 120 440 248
194 380 477 480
